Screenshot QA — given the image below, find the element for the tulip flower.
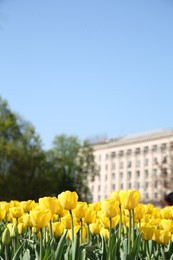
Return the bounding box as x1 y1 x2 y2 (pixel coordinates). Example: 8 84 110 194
119 190 140 210
52 222 65 237
101 199 119 218
30 209 51 229
58 191 78 211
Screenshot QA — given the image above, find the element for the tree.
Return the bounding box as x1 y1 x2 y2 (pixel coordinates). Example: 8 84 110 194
0 97 50 201
48 135 99 202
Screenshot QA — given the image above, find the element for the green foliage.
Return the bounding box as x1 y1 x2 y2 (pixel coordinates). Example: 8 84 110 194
0 96 98 201
48 135 99 201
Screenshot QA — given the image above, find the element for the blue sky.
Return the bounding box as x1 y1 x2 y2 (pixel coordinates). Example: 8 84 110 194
0 0 173 149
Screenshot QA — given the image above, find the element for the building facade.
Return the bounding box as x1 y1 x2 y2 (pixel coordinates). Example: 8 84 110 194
89 130 173 205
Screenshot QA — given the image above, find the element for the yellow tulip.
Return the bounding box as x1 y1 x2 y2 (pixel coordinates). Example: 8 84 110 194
89 202 101 212
145 204 154 214
30 209 51 229
110 191 120 203
61 214 78 229
17 223 26 235
9 206 24 219
134 204 147 221
89 223 101 235
20 200 36 213
101 212 119 227
119 190 140 210
153 229 171 245
0 208 7 221
58 191 78 210
52 222 65 237
73 202 88 219
160 219 173 232
67 225 80 240
2 228 10 245
100 228 109 240
83 208 96 224
39 197 60 215
160 207 172 219
18 213 32 228
139 224 155 240
101 199 119 218
10 200 20 207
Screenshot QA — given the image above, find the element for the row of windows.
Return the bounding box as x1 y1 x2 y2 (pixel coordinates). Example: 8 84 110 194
97 143 168 161
94 179 158 192
101 156 167 170
97 169 159 182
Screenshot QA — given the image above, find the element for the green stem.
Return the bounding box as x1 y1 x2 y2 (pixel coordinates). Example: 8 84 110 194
80 219 83 244
161 245 166 260
87 223 90 244
69 210 74 242
12 238 17 256
40 228 43 260
5 245 8 260
119 205 122 240
108 218 112 260
49 220 53 239
128 210 132 255
131 209 135 247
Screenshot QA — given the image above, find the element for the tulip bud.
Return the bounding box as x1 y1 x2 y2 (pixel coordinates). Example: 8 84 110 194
10 224 17 238
2 228 10 245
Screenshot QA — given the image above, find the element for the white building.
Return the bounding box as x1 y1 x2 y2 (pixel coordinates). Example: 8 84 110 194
89 130 173 206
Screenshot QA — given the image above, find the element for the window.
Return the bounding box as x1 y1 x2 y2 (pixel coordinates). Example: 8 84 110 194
144 146 149 153
136 148 140 154
119 151 124 157
136 171 140 178
128 171 131 180
120 172 123 179
105 174 108 181
99 155 101 161
153 169 157 176
105 164 108 170
98 185 100 191
145 158 149 166
145 170 149 178
153 145 157 152
145 182 149 188
128 161 132 168
112 173 115 180
112 184 116 190
98 195 101 201
154 158 157 165
120 183 123 189
120 161 124 169
146 193 149 199
136 182 140 189
162 156 167 164
136 160 140 167
111 152 116 158
105 154 109 160
127 149 132 156
155 180 158 188
155 193 158 199
128 183 132 189
162 143 167 150
112 163 116 170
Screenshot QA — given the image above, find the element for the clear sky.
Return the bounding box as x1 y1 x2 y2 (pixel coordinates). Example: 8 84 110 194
0 0 173 149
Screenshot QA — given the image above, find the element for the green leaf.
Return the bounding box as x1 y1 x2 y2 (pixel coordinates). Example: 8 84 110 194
55 230 68 260
72 232 80 260
12 242 25 260
127 234 141 260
